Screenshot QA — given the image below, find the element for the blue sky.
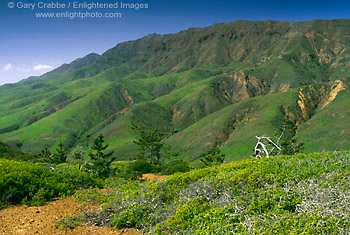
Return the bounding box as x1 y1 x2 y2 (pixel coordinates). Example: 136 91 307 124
1 0 350 85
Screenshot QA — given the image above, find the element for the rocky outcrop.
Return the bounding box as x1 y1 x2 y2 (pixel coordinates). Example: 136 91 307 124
215 71 268 104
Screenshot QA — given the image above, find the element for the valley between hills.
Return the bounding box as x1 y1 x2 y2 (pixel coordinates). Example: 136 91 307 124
0 19 349 161
1 19 350 234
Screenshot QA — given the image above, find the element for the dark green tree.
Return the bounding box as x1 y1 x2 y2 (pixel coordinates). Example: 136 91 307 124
200 145 225 167
277 116 304 155
132 122 165 165
53 142 68 164
72 146 84 160
38 148 52 160
39 142 67 164
88 134 115 178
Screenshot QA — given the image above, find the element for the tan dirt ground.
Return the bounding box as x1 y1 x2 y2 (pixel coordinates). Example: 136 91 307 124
0 174 167 234
0 197 139 235
140 173 169 181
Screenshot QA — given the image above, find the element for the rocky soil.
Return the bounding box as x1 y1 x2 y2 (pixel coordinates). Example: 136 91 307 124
0 174 167 235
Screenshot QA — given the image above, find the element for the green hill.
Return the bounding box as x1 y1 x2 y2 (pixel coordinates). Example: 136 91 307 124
0 19 349 160
0 141 26 159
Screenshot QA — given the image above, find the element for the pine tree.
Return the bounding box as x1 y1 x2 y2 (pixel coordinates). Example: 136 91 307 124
54 142 67 164
278 116 304 155
200 146 225 166
39 142 67 164
132 122 165 165
88 134 115 178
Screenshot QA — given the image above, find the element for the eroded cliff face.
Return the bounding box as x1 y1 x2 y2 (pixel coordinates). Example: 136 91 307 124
169 70 267 131
295 85 326 122
215 71 268 104
319 80 347 109
169 67 349 137
208 79 349 152
283 80 349 126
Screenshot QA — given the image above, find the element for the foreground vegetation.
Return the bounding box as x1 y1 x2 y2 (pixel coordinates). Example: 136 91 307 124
0 159 103 208
1 150 350 233
0 133 190 209
57 150 349 234
1 132 349 234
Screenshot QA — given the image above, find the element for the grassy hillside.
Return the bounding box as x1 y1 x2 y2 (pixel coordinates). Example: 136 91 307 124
0 19 350 161
298 90 350 152
165 89 299 161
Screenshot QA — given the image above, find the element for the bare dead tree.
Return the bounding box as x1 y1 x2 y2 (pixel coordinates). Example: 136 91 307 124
253 133 282 158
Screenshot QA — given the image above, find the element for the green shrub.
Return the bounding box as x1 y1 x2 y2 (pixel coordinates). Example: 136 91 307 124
74 151 350 234
0 159 102 206
54 214 84 230
160 160 190 175
129 160 158 174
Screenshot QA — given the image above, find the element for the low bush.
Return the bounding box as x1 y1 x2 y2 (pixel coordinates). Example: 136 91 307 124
129 160 159 174
74 151 350 234
54 214 84 230
0 159 102 206
160 160 190 175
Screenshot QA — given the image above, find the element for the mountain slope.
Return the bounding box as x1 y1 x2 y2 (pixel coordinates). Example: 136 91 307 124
0 19 349 160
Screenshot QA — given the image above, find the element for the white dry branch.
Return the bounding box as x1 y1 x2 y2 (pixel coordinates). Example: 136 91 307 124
253 134 282 158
